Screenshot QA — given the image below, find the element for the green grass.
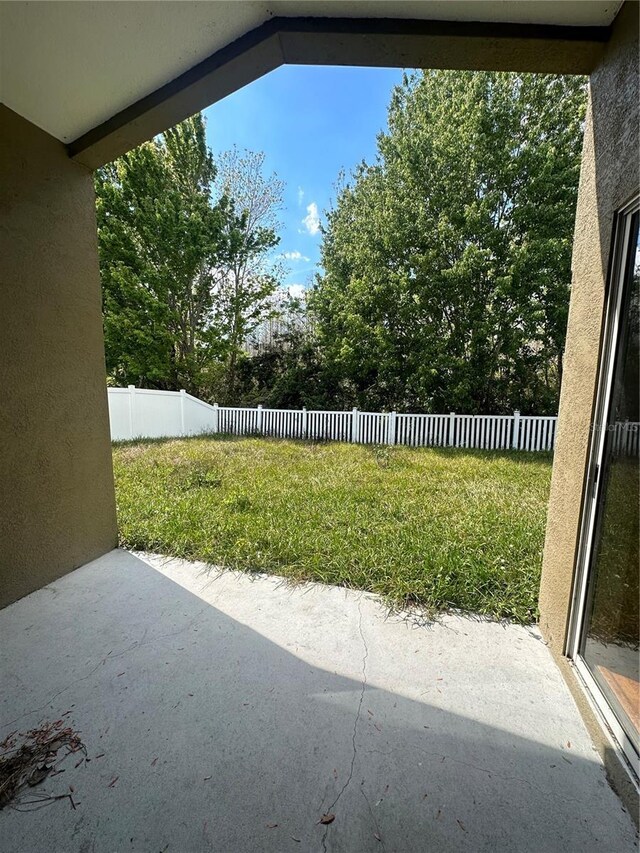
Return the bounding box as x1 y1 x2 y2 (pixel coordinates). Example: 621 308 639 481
112 435 553 623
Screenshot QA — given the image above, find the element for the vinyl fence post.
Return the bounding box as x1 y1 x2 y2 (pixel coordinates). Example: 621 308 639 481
302 406 308 440
257 404 263 435
512 410 521 450
128 385 136 439
180 389 186 436
352 407 360 443
213 402 219 434
387 410 396 445
448 412 456 447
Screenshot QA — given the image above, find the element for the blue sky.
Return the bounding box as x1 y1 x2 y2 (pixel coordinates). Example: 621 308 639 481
204 65 404 290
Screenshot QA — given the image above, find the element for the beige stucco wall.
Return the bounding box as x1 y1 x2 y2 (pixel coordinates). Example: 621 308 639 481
538 0 639 805
539 0 639 652
0 106 118 608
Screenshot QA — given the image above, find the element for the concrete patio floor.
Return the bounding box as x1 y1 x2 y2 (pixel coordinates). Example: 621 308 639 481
0 550 636 852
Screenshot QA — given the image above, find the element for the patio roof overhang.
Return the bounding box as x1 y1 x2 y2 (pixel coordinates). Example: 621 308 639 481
0 1 621 170
66 15 612 170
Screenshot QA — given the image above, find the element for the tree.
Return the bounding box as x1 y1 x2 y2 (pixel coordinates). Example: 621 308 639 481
313 71 586 414
234 289 333 408
97 115 225 392
211 148 285 399
96 118 283 398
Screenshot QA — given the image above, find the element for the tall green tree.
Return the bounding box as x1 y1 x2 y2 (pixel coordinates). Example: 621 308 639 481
96 116 281 396
313 71 586 414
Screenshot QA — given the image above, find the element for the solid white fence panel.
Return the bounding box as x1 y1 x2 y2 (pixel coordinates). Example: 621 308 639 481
107 388 134 440
134 389 182 439
183 393 217 435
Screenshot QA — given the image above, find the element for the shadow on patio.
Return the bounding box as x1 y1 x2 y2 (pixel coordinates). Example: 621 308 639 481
0 551 635 852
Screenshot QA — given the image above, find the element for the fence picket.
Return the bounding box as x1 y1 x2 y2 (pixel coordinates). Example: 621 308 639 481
107 388 566 453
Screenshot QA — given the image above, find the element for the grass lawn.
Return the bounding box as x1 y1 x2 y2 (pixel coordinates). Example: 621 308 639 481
112 436 553 623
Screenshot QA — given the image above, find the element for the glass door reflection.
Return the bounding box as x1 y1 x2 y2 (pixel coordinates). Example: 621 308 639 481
579 208 639 758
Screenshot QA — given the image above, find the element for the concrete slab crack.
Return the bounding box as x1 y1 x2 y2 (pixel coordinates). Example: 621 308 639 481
360 781 387 852
1 611 207 730
321 599 368 852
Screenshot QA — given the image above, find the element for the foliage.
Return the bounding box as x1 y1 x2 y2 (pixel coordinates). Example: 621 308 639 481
113 436 552 622
311 71 587 414
96 116 282 396
234 290 338 408
234 327 329 409
210 148 286 400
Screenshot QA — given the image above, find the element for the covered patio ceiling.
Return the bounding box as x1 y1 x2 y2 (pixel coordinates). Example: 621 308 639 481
1 550 635 851
0 1 622 168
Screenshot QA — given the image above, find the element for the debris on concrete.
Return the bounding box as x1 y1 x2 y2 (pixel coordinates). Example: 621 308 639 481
0 720 85 811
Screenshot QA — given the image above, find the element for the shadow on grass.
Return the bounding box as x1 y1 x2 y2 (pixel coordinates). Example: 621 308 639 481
420 446 554 465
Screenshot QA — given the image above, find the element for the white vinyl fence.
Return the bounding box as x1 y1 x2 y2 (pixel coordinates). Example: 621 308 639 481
611 420 640 456
108 386 561 452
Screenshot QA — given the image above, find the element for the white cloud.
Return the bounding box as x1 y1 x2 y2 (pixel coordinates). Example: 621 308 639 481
302 202 320 236
297 186 305 206
287 284 306 299
283 250 310 262
273 283 306 302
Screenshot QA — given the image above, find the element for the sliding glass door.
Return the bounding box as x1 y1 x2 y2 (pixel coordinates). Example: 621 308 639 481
571 197 639 775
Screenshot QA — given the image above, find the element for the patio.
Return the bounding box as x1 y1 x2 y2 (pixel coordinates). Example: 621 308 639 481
0 550 635 852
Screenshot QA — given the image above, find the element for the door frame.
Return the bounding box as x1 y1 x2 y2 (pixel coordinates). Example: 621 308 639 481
567 193 640 778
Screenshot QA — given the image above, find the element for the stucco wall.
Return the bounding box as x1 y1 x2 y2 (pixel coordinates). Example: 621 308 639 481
0 106 117 608
539 0 639 653
538 1 639 806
